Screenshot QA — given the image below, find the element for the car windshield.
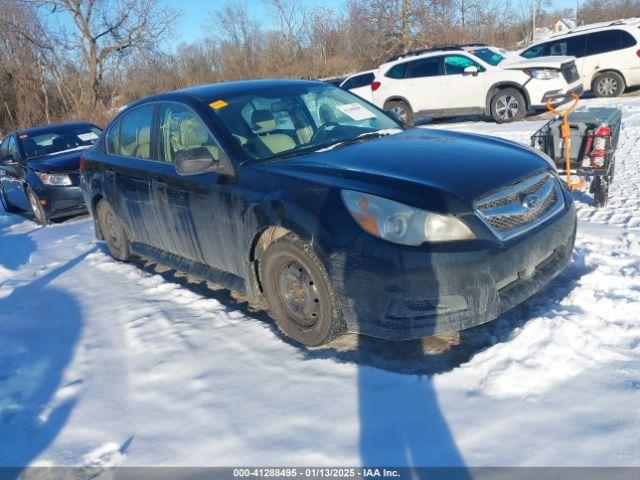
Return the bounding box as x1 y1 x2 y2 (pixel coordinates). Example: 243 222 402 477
470 48 504 66
211 83 401 162
19 124 102 161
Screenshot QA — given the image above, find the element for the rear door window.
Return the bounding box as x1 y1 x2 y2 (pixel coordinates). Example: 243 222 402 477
547 34 586 57
112 105 155 160
406 56 441 78
585 29 637 55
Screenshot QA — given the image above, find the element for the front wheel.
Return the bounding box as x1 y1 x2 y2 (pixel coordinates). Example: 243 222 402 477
259 234 346 347
490 88 526 123
593 72 625 97
96 199 132 261
27 187 49 225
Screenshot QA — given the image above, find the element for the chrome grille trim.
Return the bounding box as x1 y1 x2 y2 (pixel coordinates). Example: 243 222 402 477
474 172 565 241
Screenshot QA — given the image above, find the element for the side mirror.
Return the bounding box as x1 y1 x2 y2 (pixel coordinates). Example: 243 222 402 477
384 109 406 127
174 147 219 176
464 66 479 76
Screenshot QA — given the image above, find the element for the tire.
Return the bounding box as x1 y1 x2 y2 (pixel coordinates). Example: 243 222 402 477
593 176 609 208
96 199 132 261
259 234 346 347
592 72 625 98
384 100 415 127
490 88 527 123
27 187 49 225
0 186 18 213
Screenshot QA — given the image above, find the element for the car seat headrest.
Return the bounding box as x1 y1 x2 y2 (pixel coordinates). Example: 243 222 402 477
251 110 277 134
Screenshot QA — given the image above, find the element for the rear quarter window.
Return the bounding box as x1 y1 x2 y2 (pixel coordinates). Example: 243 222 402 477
585 29 637 55
385 63 408 79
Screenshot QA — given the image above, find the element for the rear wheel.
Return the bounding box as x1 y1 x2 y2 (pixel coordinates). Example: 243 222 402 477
593 72 625 97
0 186 18 213
27 187 49 225
490 88 526 123
97 199 132 261
384 100 415 127
259 234 346 347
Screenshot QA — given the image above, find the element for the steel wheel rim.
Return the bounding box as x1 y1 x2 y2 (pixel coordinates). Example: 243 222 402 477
103 210 123 253
496 95 519 120
275 258 320 329
392 106 407 122
29 191 45 223
598 77 618 96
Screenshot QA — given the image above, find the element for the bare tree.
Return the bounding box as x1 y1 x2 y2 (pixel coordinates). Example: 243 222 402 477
35 0 180 110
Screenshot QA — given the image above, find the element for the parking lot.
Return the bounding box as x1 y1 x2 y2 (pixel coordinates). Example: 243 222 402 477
1 93 639 468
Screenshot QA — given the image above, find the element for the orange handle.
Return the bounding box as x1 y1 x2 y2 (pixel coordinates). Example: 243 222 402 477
546 93 582 190
546 93 581 118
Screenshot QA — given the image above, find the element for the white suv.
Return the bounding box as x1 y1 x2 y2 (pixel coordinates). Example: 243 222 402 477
520 18 640 97
370 45 583 124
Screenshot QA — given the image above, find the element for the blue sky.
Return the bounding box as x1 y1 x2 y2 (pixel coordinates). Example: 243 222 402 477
166 0 576 44
163 0 345 44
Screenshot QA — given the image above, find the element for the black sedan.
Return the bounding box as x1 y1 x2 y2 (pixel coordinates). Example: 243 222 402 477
0 122 101 224
80 80 576 347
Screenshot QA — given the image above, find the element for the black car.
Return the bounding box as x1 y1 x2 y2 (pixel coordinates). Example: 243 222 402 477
0 122 101 224
80 79 576 347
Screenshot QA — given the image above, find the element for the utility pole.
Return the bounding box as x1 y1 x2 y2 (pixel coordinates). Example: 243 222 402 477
576 0 579 25
532 0 536 42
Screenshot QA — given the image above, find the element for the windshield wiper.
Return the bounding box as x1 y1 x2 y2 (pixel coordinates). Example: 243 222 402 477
317 130 395 152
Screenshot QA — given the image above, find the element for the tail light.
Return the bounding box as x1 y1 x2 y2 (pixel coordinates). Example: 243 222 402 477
583 123 610 168
636 49 640 57
371 81 381 91
79 157 86 171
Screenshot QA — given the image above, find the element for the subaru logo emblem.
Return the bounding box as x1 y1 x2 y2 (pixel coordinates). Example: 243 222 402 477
522 194 541 210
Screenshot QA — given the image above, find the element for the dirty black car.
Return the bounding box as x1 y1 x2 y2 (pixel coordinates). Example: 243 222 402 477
0 122 101 224
80 80 577 347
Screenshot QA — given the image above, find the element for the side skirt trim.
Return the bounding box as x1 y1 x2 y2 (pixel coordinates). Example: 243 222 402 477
131 242 247 295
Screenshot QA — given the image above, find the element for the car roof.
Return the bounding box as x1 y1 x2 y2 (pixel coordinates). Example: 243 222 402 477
16 121 98 137
530 18 640 44
130 79 327 107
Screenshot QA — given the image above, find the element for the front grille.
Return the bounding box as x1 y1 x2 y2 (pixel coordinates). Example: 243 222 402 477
561 61 579 83
475 172 564 241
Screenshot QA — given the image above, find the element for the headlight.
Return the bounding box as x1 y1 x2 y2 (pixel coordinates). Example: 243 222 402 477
525 68 560 80
36 172 72 186
341 190 475 246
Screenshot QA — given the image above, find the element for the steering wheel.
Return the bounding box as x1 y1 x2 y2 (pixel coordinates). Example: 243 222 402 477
310 122 341 143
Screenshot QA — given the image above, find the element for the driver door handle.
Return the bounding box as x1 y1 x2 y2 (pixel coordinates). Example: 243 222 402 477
152 177 166 190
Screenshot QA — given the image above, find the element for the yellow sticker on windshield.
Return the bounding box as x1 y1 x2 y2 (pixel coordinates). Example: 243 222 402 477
209 100 228 109
19 134 28 139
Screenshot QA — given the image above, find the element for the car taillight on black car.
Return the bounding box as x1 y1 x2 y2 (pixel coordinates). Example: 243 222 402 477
79 156 86 171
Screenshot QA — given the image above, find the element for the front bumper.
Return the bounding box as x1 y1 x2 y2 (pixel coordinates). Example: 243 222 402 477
538 84 584 106
328 202 577 340
40 185 87 219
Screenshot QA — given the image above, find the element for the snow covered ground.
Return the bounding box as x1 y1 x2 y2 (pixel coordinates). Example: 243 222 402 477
1 95 639 469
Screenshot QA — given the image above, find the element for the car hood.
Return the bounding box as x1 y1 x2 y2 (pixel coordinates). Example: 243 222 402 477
26 150 84 173
501 55 575 69
263 129 553 212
